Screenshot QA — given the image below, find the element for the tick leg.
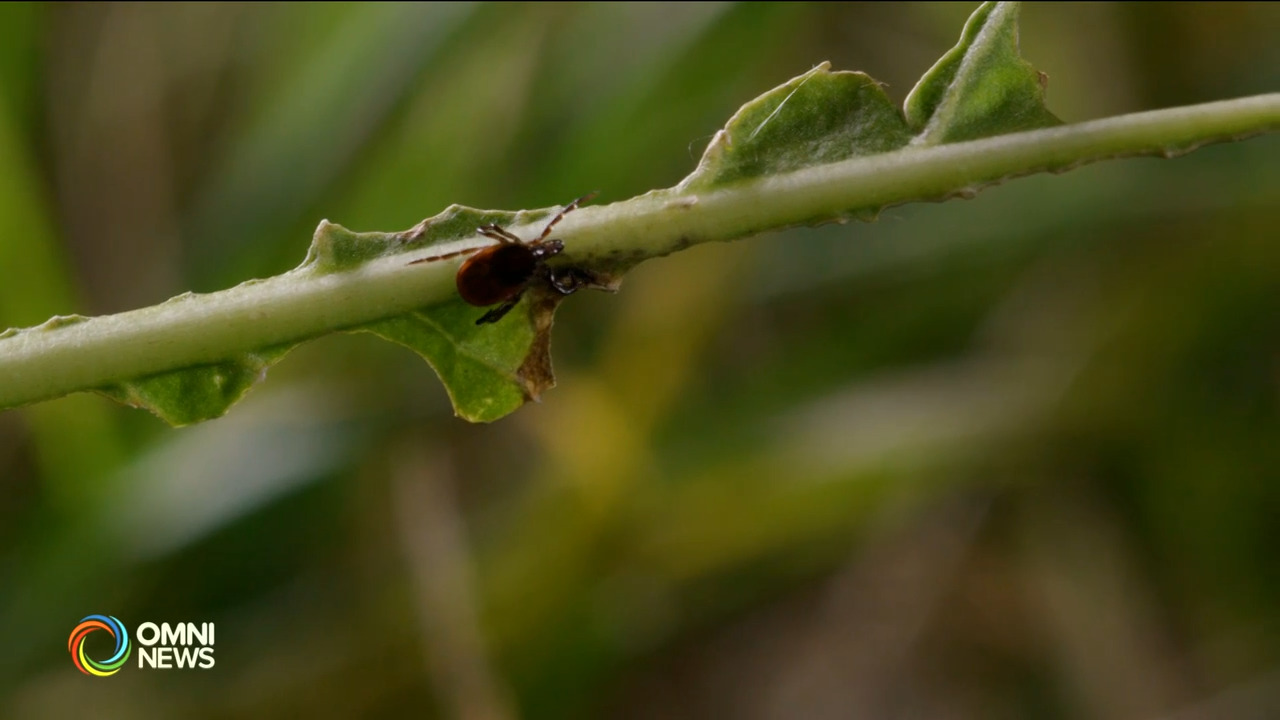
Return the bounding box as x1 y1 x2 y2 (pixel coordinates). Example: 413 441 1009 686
534 192 598 243
407 246 481 265
478 224 523 244
476 295 522 325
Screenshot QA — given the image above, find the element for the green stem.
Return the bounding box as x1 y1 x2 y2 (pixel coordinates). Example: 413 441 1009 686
569 93 1280 261
2 93 1277 410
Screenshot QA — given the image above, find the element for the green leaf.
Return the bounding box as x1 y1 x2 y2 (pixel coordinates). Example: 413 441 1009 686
97 347 292 427
679 63 912 191
904 1 1061 144
683 1 1060 196
359 297 554 424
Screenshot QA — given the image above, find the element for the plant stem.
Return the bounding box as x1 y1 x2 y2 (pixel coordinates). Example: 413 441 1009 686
1 93 1277 410
569 93 1280 261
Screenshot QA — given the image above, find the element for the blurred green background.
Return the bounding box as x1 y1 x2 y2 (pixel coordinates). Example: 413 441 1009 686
1 2 1278 718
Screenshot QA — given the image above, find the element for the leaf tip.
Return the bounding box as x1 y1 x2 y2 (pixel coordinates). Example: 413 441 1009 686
904 0 1060 145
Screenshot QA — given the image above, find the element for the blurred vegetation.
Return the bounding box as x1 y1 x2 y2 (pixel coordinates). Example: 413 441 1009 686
0 3 1278 718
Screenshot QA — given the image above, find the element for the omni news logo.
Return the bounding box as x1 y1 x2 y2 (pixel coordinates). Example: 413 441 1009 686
68 615 215 676
68 615 130 677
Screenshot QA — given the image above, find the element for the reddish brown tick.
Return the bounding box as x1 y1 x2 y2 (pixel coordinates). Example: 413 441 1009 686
408 193 597 325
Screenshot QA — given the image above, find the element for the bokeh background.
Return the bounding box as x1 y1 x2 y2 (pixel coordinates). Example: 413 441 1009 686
1 2 1278 718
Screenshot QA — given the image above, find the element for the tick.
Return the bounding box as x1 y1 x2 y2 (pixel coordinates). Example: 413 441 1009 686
409 193 597 325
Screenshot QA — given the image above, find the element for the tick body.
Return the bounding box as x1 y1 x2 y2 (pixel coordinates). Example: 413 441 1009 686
409 193 596 325
455 243 544 307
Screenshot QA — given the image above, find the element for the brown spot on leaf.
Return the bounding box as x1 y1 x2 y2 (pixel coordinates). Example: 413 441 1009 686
516 287 564 402
515 266 625 402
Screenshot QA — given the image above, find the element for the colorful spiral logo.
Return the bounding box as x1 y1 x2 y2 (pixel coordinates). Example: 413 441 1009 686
68 615 131 677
